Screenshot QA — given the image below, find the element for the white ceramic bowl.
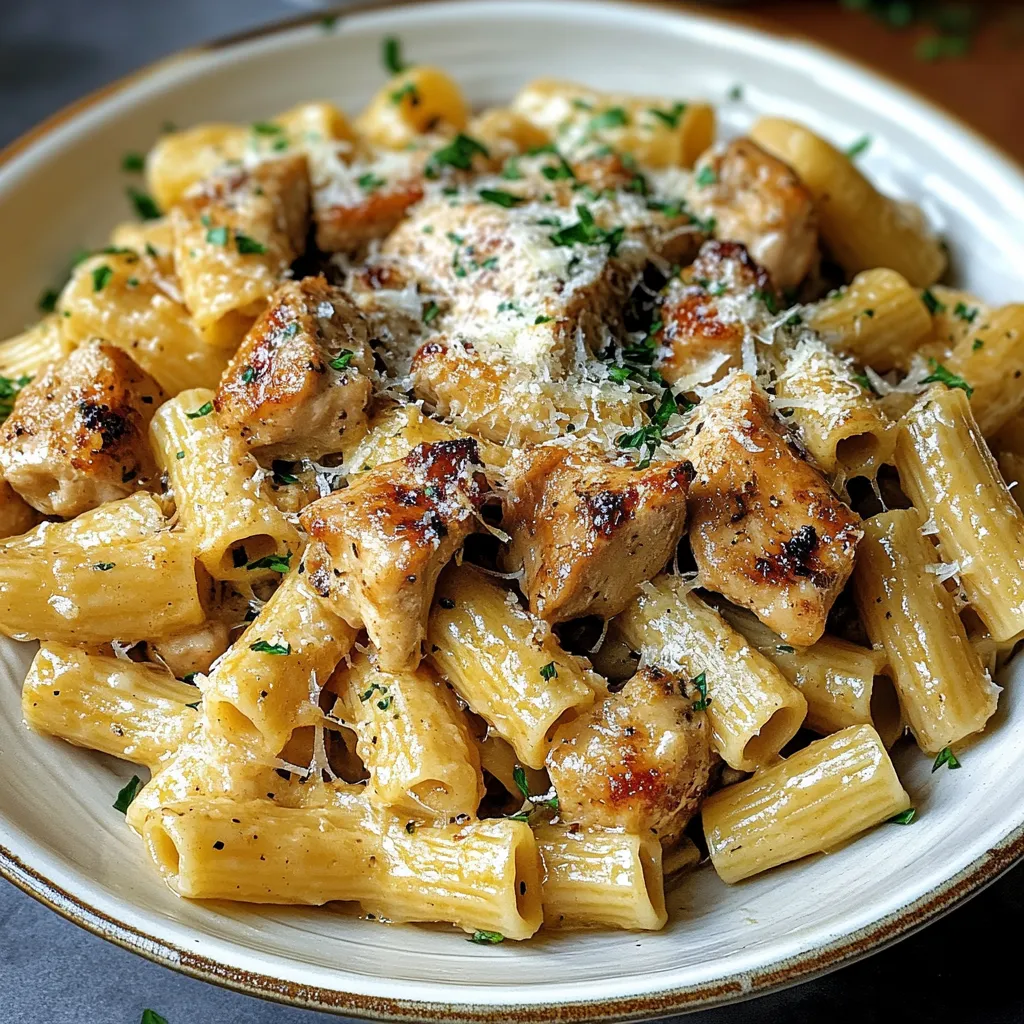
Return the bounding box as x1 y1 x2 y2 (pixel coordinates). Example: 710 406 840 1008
3 2 1024 1020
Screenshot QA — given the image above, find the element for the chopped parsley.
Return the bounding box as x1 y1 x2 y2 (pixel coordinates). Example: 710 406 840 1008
121 151 145 173
695 166 718 187
954 301 978 323
528 143 575 182
175 451 185 460
140 1011 169 1024
93 562 116 572
534 314 553 325
205 224 228 246
690 671 711 711
127 187 161 220
727 84 744 101
478 188 524 208
113 775 142 813
186 401 214 419
185 701 202 711
539 662 557 681
382 36 407 75
890 808 916 825
845 135 872 159
753 287 779 315
422 301 440 324
921 358 973 398
0 374 31 423
501 156 524 181
272 461 299 486
932 746 961 772
853 372 877 394
469 930 504 945
235 232 267 255
776 644 796 654
426 133 489 176
357 172 386 192
91 264 113 292
250 640 291 655
921 288 946 315
617 387 686 468
252 121 282 135
37 287 59 313
241 366 256 384
549 203 624 256
320 15 338 30
587 107 629 134
330 350 354 370
972 338 984 351
647 102 687 129
390 82 419 105
247 552 292 573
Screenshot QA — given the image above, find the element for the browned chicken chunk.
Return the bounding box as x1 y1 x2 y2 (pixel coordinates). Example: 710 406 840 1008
692 138 819 293
300 439 490 671
214 276 374 461
502 443 693 622
686 372 862 646
0 341 164 517
654 240 775 387
546 665 713 845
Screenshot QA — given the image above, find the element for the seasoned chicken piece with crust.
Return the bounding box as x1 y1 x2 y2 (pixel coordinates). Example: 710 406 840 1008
214 276 374 461
686 372 862 646
384 186 700 372
0 341 164 517
691 138 818 292
654 240 776 387
502 443 693 622
345 258 436 376
411 340 647 447
546 665 713 846
300 439 490 671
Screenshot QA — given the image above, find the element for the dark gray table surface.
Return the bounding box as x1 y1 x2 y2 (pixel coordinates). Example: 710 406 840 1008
1 3 1021 1022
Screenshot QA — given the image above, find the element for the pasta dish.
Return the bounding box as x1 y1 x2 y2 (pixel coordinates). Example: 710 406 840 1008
2 39 1021 942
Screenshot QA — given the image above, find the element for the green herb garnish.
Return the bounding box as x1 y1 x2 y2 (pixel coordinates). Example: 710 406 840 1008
91 265 113 292
235 232 267 255
114 775 142 813
426 133 489 176
93 562 116 571
845 135 872 159
422 301 440 324
186 401 213 419
382 36 407 75
247 552 291 573
539 662 557 681
932 746 961 772
478 188 524 208
921 358 973 398
469 930 504 945
890 808 916 824
122 152 145 173
647 102 687 129
127 187 161 220
330 350 354 370
250 640 291 655
695 166 718 187
691 671 711 711
921 288 946 315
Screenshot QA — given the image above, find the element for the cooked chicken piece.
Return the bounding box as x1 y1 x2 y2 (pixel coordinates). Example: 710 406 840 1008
345 257 435 376
546 665 713 845
0 341 164 517
411 340 647 446
654 240 775 387
685 372 862 646
502 442 693 622
214 276 374 461
691 138 818 293
300 439 490 671
311 137 491 254
149 619 231 680
384 185 700 372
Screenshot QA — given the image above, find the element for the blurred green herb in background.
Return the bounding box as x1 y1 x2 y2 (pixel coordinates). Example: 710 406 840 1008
838 1 981 61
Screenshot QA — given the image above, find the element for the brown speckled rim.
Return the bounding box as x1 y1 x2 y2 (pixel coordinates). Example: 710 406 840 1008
3 1 1024 1019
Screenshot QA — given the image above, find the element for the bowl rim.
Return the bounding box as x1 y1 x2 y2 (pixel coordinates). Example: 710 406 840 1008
3 1 1024 1019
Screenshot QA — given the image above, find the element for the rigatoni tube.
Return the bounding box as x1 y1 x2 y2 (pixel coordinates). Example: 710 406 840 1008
703 724 910 883
612 576 806 771
427 564 602 769
896 385 1024 642
852 508 998 753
